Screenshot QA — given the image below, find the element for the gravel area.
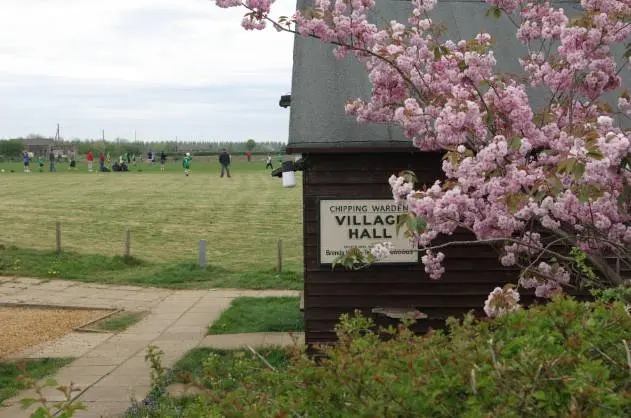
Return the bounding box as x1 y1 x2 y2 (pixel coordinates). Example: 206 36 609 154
0 307 108 359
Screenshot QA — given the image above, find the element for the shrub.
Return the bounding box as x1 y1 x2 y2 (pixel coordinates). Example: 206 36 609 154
136 294 631 417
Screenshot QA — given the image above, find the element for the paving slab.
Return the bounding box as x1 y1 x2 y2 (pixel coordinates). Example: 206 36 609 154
14 278 43 286
0 402 41 418
79 384 150 403
11 332 114 359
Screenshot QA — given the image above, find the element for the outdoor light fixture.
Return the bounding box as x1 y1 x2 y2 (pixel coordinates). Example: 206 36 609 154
271 157 306 188
279 94 291 108
281 160 296 188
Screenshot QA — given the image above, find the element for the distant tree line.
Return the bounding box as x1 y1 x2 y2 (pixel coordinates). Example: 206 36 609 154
0 135 287 159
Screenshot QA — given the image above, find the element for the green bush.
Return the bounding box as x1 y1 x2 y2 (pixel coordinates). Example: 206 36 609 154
132 294 631 417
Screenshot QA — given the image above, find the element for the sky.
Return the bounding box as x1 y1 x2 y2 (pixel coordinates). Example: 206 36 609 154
0 0 296 142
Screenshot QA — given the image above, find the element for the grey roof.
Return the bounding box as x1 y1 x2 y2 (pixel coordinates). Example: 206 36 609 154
287 0 629 151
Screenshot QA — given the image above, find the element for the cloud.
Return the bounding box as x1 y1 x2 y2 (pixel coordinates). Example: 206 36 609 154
0 0 296 140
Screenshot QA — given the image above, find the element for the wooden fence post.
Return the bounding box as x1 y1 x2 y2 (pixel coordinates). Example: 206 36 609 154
199 239 207 269
277 239 283 273
124 229 131 257
55 222 61 254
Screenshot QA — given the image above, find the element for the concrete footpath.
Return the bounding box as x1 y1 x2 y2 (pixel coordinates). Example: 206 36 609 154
0 277 300 418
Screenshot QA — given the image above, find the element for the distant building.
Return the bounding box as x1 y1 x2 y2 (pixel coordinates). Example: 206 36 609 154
19 138 74 157
19 138 54 156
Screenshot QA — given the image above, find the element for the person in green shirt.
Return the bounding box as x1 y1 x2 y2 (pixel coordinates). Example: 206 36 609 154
183 153 192 176
37 156 45 172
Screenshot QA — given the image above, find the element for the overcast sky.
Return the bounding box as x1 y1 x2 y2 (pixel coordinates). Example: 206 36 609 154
0 0 295 142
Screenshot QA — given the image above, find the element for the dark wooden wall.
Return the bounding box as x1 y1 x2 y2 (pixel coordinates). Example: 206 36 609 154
302 152 527 345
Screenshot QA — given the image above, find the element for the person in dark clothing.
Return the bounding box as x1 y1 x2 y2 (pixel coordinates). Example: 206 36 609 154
49 150 56 172
160 151 167 172
218 149 231 178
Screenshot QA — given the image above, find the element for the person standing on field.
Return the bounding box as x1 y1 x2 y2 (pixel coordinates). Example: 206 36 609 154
183 152 192 176
265 154 273 170
49 149 56 172
23 151 31 173
219 149 231 178
160 151 167 172
69 151 77 170
86 149 94 172
99 151 105 172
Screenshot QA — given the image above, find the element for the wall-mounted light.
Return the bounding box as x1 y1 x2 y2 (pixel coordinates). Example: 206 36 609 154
279 94 291 108
271 157 306 188
281 160 296 188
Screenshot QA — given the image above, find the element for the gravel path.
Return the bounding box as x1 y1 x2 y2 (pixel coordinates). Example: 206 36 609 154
0 307 107 359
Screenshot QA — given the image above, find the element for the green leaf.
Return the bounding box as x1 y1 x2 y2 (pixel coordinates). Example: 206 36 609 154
493 7 502 18
578 184 605 203
578 187 590 204
19 399 37 409
433 46 442 61
398 170 417 184
505 192 529 214
485 112 495 127
405 214 427 235
30 407 47 418
618 185 631 207
396 213 410 237
556 158 576 175
547 175 563 195
585 150 604 160
534 390 546 400
572 162 586 180
508 137 522 152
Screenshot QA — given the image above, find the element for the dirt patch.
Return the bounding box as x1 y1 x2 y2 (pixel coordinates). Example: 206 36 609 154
0 307 110 359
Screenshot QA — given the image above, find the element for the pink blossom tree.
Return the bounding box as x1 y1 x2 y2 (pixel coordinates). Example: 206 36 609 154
215 0 631 314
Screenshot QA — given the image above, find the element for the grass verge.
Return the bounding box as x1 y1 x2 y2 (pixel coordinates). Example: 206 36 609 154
92 311 146 332
0 358 74 405
209 296 304 335
171 347 290 386
0 247 302 290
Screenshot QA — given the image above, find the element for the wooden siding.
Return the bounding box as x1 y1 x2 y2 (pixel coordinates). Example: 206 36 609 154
302 152 522 346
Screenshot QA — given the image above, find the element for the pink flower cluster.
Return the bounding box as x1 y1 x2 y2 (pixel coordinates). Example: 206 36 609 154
370 242 393 260
388 175 414 202
483 286 521 318
421 250 445 280
519 262 571 298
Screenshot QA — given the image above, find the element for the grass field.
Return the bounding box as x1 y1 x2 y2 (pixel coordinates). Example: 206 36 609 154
0 358 74 405
208 296 304 334
0 158 303 286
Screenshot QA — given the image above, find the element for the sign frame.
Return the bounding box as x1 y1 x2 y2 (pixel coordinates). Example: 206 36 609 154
316 196 420 266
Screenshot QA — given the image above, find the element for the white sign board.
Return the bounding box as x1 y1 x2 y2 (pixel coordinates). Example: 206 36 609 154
319 199 418 264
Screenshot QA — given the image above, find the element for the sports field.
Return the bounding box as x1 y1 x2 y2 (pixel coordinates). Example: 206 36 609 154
0 157 303 286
